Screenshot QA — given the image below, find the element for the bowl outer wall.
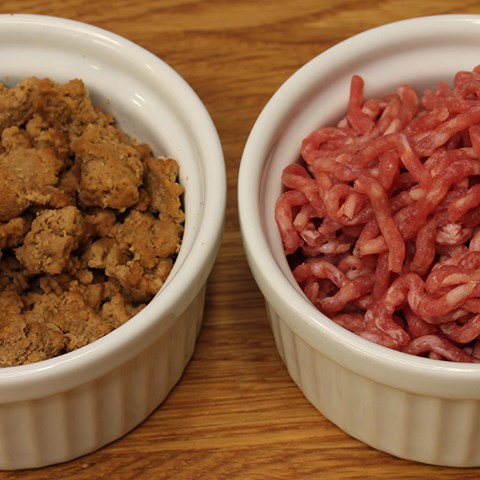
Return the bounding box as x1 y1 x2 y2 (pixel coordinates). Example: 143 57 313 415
0 15 226 402
238 14 480 400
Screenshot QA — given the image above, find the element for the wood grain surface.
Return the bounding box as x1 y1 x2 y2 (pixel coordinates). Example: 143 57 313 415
2 1 480 478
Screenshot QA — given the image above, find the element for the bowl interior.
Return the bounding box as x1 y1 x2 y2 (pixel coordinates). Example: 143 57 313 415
240 14 480 397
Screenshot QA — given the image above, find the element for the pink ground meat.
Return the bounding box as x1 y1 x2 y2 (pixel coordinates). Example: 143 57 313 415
275 66 480 362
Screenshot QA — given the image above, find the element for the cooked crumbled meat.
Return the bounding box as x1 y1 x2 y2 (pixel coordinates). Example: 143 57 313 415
15 206 86 275
0 289 66 367
83 208 117 237
0 77 184 367
72 124 144 210
0 125 69 221
144 156 184 223
0 217 30 250
83 210 181 302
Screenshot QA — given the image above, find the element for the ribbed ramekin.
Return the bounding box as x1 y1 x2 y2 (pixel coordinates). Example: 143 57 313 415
0 14 225 470
239 14 480 467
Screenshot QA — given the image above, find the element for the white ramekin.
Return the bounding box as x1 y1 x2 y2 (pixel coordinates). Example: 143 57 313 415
0 14 225 470
239 14 480 467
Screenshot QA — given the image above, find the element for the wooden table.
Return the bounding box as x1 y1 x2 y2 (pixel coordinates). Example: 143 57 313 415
2 1 480 478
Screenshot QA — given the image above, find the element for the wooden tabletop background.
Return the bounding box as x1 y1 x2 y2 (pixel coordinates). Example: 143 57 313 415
2 0 480 478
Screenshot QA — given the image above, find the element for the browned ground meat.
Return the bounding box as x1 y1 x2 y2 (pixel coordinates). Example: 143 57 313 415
0 77 184 367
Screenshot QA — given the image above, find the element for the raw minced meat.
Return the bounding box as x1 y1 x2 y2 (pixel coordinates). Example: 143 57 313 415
276 66 480 362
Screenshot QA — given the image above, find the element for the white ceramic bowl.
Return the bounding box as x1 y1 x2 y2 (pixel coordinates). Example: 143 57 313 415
239 14 480 468
0 14 225 470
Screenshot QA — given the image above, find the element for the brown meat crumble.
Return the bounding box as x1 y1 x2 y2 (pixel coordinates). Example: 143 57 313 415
0 77 184 367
